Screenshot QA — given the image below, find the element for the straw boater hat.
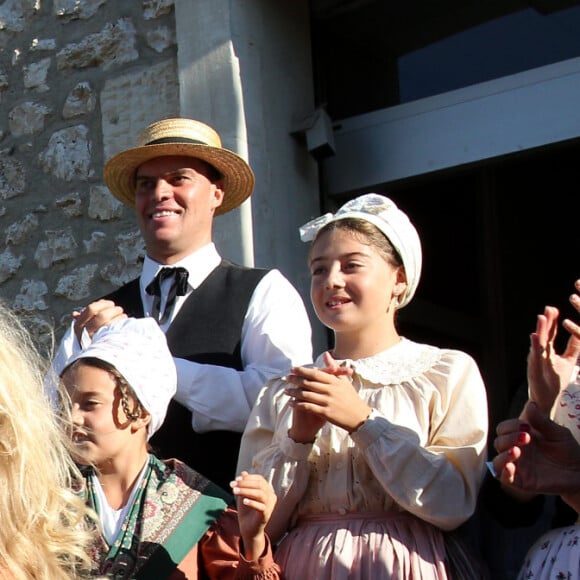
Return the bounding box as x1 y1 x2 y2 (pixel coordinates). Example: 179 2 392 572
103 118 255 216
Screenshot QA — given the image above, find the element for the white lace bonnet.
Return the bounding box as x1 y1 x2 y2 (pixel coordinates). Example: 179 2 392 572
299 193 422 308
63 317 176 439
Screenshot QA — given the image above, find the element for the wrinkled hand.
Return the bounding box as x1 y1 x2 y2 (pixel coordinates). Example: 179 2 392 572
526 279 580 416
73 299 127 343
493 401 580 502
232 472 277 561
285 351 370 443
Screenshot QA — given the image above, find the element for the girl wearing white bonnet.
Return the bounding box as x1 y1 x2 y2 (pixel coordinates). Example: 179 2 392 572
61 317 282 579
238 193 489 579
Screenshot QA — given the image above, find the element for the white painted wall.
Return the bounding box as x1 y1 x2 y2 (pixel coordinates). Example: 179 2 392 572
175 0 327 353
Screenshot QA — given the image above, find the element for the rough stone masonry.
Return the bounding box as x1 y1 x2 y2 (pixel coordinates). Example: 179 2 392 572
0 0 179 349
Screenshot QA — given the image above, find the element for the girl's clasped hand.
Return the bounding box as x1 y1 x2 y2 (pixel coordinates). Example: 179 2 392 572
284 352 368 438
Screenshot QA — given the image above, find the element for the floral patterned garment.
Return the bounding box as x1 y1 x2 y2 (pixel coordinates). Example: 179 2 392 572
517 369 580 580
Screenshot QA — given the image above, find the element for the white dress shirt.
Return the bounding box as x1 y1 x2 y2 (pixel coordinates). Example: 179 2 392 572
54 243 313 433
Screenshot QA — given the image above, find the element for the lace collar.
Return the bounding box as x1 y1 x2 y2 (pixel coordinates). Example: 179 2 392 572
317 338 441 386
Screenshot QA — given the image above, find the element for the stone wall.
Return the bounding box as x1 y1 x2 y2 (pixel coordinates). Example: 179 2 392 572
0 0 179 348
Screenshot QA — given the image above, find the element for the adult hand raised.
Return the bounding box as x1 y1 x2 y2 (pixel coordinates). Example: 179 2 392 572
73 299 127 343
493 400 580 499
525 279 580 417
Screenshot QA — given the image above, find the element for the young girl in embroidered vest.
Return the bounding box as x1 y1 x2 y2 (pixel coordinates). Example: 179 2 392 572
237 193 489 579
60 317 282 579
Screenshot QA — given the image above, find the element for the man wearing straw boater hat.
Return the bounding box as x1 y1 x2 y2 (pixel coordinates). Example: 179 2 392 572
54 118 313 490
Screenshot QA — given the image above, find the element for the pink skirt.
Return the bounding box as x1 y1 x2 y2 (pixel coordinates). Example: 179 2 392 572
274 511 449 579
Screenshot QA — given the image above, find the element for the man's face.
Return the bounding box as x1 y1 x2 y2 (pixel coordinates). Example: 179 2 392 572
134 156 224 264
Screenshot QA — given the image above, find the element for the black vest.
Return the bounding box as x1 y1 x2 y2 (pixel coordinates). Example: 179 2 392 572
103 260 268 490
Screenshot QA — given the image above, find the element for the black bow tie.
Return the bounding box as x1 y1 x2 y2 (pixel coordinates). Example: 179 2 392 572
145 267 189 324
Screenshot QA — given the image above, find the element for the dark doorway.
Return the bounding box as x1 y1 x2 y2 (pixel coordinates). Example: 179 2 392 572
327 140 580 434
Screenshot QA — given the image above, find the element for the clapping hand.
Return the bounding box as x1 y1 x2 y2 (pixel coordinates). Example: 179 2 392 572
284 351 370 443
526 279 580 417
493 401 580 509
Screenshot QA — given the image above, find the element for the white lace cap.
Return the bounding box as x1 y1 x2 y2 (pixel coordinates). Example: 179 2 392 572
63 318 176 439
299 193 422 308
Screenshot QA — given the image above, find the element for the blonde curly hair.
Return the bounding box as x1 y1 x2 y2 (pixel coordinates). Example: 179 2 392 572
0 303 95 579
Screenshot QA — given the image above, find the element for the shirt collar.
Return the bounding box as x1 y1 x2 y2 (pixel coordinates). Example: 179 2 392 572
141 243 221 291
315 338 441 385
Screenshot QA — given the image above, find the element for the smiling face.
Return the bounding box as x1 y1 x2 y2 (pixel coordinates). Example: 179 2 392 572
134 156 225 264
62 361 148 473
309 226 406 352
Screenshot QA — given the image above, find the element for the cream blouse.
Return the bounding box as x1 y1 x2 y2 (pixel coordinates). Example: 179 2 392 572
237 338 488 537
